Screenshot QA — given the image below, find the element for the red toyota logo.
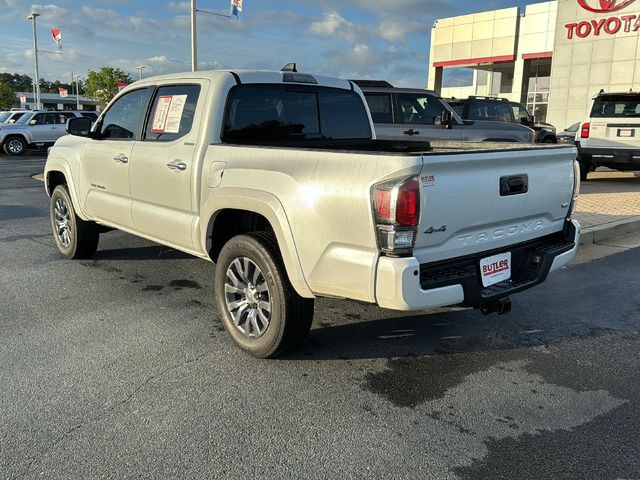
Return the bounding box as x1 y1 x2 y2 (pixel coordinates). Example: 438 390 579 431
578 0 635 13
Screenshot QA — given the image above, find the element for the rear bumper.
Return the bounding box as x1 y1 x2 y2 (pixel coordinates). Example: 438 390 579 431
578 146 640 169
375 219 580 311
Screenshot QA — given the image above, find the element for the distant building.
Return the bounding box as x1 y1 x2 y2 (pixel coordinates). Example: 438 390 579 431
15 92 100 111
428 0 640 128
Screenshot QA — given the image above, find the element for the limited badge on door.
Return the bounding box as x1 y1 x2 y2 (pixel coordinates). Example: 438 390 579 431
480 252 511 287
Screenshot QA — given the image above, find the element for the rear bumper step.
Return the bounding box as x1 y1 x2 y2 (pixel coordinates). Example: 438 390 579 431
578 147 640 167
420 221 578 308
374 219 580 311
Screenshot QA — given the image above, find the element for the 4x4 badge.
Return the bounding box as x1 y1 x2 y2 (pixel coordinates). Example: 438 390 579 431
425 225 447 234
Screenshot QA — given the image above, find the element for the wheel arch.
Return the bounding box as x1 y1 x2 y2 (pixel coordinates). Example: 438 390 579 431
201 189 314 299
44 162 90 221
2 133 29 152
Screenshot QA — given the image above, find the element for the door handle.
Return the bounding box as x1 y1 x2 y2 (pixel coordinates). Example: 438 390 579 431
113 155 129 164
404 129 420 136
500 174 528 196
167 161 187 171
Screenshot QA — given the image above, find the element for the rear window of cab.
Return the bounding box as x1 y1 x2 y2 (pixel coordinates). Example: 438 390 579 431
222 84 372 143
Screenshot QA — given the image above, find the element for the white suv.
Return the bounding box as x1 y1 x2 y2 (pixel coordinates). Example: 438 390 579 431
0 111 98 156
577 91 640 180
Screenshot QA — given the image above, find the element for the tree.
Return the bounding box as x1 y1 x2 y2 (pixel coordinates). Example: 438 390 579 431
0 82 16 110
84 67 133 108
0 73 33 93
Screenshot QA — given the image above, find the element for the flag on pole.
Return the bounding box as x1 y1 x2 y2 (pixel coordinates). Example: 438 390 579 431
18 93 26 104
230 0 242 18
58 87 68 98
51 29 62 49
117 81 128 91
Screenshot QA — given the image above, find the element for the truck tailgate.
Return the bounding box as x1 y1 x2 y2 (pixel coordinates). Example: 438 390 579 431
414 146 576 264
589 120 640 150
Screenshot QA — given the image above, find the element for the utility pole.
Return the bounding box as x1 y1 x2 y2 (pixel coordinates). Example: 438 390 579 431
136 65 146 80
191 0 197 72
74 74 81 110
27 12 41 110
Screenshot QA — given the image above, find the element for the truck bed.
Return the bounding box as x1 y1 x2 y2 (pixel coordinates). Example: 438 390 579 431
223 139 575 156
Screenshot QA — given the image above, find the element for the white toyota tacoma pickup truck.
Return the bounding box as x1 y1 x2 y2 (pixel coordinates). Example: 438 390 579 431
45 69 581 358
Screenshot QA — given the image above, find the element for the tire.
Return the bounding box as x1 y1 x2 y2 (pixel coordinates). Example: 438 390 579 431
215 232 314 358
578 161 590 181
50 185 99 259
541 137 556 144
3 136 26 156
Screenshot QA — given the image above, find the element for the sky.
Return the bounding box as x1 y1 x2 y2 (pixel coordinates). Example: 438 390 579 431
0 0 531 88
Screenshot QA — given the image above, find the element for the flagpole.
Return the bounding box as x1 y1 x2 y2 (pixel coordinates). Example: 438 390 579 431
191 0 197 72
27 12 41 110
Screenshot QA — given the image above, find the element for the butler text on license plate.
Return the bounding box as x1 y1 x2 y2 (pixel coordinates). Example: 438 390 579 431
480 252 511 287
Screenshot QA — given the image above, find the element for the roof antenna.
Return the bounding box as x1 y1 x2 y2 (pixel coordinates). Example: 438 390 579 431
281 63 297 73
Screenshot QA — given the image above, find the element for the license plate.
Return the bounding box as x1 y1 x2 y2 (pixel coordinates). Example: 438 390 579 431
480 252 511 287
618 129 634 138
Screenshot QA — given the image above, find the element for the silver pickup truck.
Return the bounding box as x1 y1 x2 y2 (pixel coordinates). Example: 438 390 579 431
354 81 535 144
44 69 580 358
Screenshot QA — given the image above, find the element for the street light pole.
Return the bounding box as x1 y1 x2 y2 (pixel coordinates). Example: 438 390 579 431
27 12 41 110
136 65 146 80
191 0 197 71
74 74 81 110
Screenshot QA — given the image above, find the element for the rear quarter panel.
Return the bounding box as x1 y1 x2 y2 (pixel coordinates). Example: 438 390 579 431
200 145 423 302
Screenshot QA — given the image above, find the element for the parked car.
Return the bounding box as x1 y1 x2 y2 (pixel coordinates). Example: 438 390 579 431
558 123 580 144
447 96 557 143
0 110 30 125
352 81 535 143
0 110 97 155
44 69 579 358
576 91 640 180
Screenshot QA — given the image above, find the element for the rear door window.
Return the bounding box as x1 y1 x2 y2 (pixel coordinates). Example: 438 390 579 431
591 95 640 118
222 84 371 143
364 93 393 123
144 84 201 142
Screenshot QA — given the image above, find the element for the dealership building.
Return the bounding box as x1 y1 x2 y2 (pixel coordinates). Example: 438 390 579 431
427 0 640 129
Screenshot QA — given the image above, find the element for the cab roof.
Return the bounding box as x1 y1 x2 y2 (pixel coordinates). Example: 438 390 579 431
131 69 354 91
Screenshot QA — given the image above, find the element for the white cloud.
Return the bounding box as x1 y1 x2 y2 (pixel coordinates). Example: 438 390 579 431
378 17 425 42
167 1 189 11
308 12 370 42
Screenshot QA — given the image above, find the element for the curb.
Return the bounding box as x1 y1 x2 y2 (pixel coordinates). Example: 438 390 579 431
580 217 640 246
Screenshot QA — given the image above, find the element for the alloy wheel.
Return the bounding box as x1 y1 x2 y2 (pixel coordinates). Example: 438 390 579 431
54 197 72 248
224 257 271 338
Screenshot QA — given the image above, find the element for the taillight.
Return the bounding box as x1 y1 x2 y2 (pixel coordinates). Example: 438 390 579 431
580 122 590 139
372 177 420 254
396 179 419 227
568 160 581 219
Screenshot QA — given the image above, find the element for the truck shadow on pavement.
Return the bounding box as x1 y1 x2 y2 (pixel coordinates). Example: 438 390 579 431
93 245 193 261
286 247 640 362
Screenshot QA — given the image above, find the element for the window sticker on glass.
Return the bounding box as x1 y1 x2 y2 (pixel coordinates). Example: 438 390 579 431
151 94 188 133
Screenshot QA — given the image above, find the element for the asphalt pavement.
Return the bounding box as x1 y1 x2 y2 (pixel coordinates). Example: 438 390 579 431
1 155 639 480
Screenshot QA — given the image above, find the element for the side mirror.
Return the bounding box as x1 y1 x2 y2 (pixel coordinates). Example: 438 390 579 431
66 116 92 137
441 110 453 129
29 119 37 126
